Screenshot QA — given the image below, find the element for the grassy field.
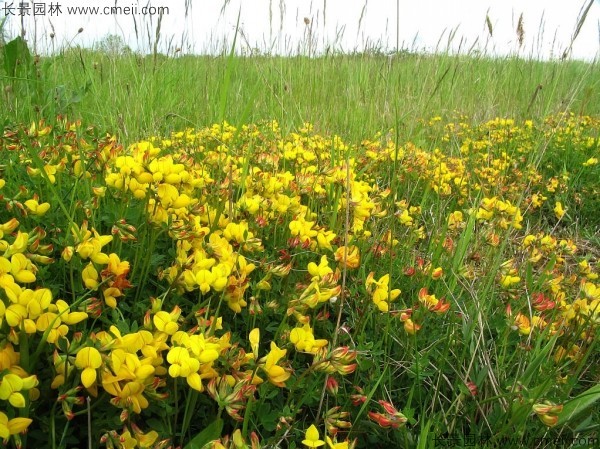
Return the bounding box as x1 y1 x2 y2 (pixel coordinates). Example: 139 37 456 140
2 43 600 140
1 29 600 449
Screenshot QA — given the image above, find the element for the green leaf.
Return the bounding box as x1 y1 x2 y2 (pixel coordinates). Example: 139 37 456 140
556 383 600 426
183 417 224 449
3 36 31 77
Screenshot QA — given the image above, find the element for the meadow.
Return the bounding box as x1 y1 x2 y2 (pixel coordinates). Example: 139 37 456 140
0 26 599 449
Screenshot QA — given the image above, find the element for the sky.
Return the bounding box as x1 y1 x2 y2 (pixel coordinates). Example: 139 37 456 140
2 0 599 60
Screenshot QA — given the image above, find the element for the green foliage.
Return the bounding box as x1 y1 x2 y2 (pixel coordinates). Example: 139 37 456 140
3 36 31 78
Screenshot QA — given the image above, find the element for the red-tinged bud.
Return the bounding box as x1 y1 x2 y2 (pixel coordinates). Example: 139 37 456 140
466 381 477 397
13 435 23 449
368 411 396 428
278 249 291 262
369 405 407 429
206 378 218 402
350 388 367 406
431 267 443 279
119 409 129 422
27 254 54 264
0 218 19 233
533 403 563 415
72 332 83 344
249 297 263 315
86 297 103 318
532 292 556 311
403 318 421 335
397 309 413 322
403 266 416 276
337 363 357 375
334 419 352 429
378 400 398 415
144 310 152 329
327 426 339 437
505 303 512 317
443 237 454 252
330 346 356 363
316 309 330 321
8 327 19 344
62 402 74 420
151 376 164 391
302 238 311 249
431 299 450 314
28 238 40 252
326 376 339 396
538 413 559 427
61 245 75 262
250 432 260 449
270 263 292 277
256 216 268 227
154 439 173 449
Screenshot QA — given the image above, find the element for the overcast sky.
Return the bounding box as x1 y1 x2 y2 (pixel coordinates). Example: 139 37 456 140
3 0 599 60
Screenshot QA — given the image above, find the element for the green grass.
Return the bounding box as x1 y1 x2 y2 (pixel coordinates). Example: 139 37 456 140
2 46 599 141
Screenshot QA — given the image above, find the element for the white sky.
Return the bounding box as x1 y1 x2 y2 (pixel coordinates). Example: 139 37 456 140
2 0 600 60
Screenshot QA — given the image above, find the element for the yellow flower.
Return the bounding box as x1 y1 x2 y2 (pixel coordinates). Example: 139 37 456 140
0 374 38 408
249 328 260 359
153 306 181 335
397 209 413 226
582 282 600 301
195 269 215 294
334 246 360 269
82 263 100 289
54 299 88 325
262 342 291 387
103 287 123 309
131 423 159 448
326 436 349 449
117 430 138 449
366 273 400 312
447 210 464 230
289 324 328 354
75 229 112 264
307 256 333 281
35 312 69 343
316 230 336 250
302 424 325 448
512 313 531 335
554 201 566 219
0 412 32 442
106 253 130 277
75 347 103 388
10 253 36 284
500 274 520 289
403 318 421 335
4 231 28 258
166 346 203 391
24 198 51 216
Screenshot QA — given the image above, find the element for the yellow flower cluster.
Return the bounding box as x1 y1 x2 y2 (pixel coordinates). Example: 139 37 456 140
0 114 598 448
